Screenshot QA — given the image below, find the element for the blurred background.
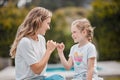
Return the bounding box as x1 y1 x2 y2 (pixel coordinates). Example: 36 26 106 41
0 0 120 80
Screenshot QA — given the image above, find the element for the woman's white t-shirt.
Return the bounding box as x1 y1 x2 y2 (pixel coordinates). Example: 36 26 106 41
15 35 47 80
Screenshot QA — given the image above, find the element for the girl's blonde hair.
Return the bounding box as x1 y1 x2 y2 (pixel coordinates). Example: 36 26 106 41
72 18 95 42
10 7 52 58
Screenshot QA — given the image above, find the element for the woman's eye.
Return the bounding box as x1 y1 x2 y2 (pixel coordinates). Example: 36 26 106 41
48 23 50 25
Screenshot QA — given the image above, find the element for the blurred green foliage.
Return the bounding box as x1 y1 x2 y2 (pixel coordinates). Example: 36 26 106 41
46 7 89 63
0 2 32 57
88 0 120 60
38 0 89 11
0 0 120 63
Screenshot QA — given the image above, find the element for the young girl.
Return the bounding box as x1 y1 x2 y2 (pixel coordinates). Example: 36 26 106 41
57 18 103 80
10 7 64 80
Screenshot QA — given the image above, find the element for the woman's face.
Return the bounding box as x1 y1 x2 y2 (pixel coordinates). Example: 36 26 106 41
37 17 51 35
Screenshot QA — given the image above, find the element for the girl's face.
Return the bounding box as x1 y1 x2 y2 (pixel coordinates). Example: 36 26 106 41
37 17 51 35
71 26 85 43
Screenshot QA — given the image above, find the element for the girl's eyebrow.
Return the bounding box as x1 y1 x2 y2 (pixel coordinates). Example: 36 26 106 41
72 31 76 33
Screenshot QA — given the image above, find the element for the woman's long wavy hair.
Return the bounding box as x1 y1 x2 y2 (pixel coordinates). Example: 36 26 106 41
10 7 52 58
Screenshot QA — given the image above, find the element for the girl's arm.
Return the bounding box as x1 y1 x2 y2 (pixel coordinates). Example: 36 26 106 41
87 57 95 80
57 43 73 70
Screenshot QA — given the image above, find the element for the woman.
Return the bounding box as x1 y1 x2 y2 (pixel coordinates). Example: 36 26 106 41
10 7 64 80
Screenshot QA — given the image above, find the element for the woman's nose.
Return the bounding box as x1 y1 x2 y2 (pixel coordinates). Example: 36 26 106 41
47 26 50 30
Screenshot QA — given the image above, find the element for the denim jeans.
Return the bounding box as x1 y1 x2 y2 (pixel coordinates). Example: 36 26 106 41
45 74 65 80
23 74 65 80
23 76 45 80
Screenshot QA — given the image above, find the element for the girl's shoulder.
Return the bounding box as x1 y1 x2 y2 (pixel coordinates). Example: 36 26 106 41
71 43 79 49
87 42 96 51
87 42 96 48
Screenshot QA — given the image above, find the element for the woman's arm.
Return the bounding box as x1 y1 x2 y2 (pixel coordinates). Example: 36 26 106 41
30 40 57 74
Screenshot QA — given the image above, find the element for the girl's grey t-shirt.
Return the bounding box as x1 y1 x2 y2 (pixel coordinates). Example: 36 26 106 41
69 42 98 77
15 34 47 80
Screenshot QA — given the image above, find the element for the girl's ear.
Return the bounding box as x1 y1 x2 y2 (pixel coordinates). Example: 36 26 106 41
82 29 87 35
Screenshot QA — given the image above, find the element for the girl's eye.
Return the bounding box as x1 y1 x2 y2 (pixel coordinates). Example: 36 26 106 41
73 31 76 33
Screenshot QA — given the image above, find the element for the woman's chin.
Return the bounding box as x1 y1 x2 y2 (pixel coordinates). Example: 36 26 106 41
74 40 78 43
41 32 46 36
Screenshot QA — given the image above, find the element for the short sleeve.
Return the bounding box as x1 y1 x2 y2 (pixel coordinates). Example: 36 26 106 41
87 44 97 58
69 45 74 57
18 38 38 66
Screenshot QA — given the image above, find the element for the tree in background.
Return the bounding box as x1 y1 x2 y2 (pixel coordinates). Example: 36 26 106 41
38 0 92 11
46 7 90 63
1 0 120 64
88 0 120 60
0 2 31 57
0 0 91 64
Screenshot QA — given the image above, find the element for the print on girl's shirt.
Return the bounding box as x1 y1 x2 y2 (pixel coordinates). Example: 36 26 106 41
74 52 83 65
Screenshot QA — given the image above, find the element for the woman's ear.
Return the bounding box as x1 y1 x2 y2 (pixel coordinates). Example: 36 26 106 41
35 17 42 27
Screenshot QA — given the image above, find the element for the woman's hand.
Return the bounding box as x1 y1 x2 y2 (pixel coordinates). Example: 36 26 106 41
46 40 57 54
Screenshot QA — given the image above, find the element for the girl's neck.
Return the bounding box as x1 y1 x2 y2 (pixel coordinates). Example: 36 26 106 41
78 39 89 48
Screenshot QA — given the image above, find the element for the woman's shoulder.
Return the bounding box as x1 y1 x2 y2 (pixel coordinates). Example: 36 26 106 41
21 37 30 42
38 34 45 41
19 37 31 46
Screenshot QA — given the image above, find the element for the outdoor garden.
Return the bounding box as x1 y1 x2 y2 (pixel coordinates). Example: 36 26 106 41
0 0 120 80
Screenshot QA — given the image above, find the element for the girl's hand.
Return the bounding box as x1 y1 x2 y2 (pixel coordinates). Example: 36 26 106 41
57 42 65 54
46 40 57 54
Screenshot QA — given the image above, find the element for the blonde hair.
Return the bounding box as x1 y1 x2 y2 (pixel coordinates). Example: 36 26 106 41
10 7 52 58
72 18 94 42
